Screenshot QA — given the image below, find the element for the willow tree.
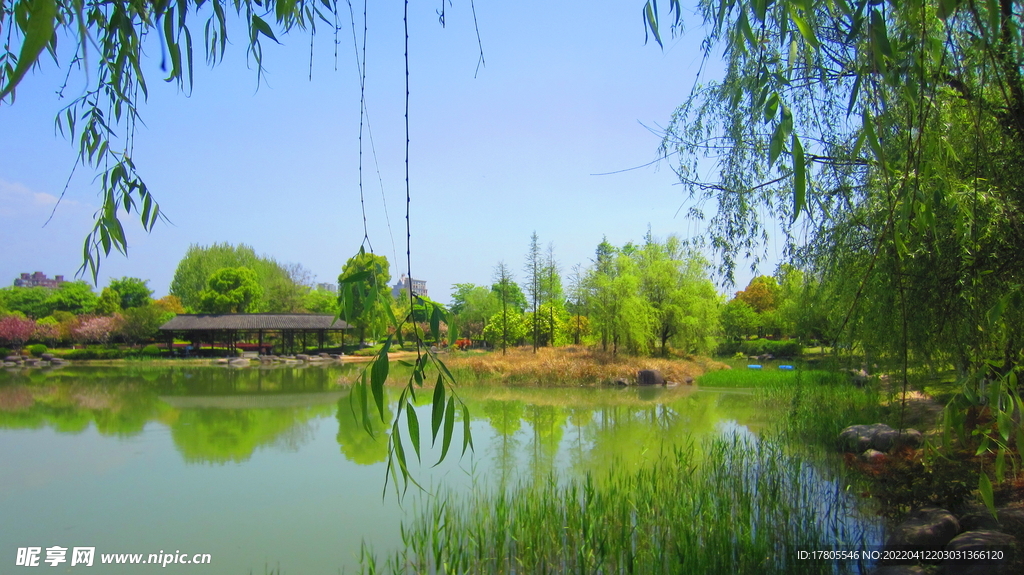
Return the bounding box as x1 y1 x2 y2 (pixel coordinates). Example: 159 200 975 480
0 0 474 487
646 0 1024 493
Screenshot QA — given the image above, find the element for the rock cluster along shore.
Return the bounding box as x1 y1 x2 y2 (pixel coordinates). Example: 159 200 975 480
3 353 68 368
609 369 695 387
840 423 924 460
867 506 1023 574
840 423 1023 574
215 352 345 367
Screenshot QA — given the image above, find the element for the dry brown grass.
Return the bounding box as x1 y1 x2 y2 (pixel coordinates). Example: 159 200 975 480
444 346 727 386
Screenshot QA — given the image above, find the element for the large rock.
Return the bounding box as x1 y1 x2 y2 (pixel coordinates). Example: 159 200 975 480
840 423 922 453
960 507 1024 535
637 369 665 386
885 507 960 550
937 530 1017 575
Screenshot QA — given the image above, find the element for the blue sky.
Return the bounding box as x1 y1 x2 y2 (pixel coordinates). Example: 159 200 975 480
0 1 778 304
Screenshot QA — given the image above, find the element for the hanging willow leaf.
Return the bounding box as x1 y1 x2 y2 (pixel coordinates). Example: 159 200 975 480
979 473 995 516
431 374 445 443
792 132 806 220
370 337 391 421
0 0 57 100
437 396 456 465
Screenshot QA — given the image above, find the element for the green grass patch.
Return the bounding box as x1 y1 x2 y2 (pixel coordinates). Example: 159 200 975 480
698 367 846 388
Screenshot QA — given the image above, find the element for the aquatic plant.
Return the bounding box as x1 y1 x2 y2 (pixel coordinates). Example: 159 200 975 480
361 435 877 574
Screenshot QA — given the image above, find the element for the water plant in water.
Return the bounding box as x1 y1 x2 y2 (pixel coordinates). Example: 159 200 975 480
360 434 878 575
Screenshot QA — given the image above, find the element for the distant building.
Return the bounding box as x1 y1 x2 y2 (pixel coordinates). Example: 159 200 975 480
315 282 338 293
392 274 428 299
14 272 65 289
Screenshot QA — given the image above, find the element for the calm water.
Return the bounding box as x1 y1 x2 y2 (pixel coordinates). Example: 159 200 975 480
0 364 876 573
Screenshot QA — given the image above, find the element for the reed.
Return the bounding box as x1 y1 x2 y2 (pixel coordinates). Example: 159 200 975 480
445 346 725 386
361 435 877 574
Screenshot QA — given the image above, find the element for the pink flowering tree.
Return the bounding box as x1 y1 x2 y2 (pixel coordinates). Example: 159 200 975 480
0 316 37 351
72 315 120 345
33 321 61 345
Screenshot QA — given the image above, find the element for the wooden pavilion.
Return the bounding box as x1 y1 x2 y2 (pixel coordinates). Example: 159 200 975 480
159 313 351 355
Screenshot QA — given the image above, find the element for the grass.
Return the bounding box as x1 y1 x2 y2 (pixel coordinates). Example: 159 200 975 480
361 435 877 575
445 346 726 386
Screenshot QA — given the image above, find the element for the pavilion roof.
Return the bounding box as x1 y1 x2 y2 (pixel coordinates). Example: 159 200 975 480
159 313 351 331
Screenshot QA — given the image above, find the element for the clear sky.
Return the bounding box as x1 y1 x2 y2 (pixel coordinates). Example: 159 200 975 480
0 1 778 304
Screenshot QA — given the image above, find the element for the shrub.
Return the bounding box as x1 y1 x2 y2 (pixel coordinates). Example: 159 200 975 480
351 344 384 357
60 346 127 360
0 347 11 358
27 344 47 357
737 338 803 357
141 345 162 357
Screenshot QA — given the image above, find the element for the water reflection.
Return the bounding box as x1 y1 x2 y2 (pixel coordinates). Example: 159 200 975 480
1 367 776 470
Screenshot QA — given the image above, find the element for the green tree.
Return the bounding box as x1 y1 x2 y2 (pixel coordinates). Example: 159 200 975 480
450 284 500 340
0 287 53 319
720 299 760 342
96 287 122 316
118 304 167 345
303 287 340 315
490 277 527 314
170 243 304 313
483 309 528 350
108 277 153 309
337 252 391 345
198 267 263 313
47 281 98 315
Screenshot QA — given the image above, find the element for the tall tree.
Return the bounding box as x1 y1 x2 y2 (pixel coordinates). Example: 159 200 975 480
566 263 588 345
524 232 542 353
492 262 517 355
541 242 563 348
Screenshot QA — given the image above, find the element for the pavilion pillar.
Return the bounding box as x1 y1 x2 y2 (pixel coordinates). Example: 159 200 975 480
258 330 264 355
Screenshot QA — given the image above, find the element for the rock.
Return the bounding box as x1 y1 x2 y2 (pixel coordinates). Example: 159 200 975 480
613 377 629 386
839 423 922 453
215 358 229 364
960 507 1024 535
41 353 54 360
885 507 960 551
868 567 928 575
684 376 694 385
850 368 870 386
637 369 665 386
937 530 1017 575
861 449 888 464
4 356 20 362
296 354 310 361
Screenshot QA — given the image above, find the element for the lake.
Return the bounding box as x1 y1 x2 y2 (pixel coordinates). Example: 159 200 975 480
0 364 882 573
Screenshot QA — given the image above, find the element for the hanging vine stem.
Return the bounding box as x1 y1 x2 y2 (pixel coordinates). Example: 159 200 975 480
336 0 476 497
